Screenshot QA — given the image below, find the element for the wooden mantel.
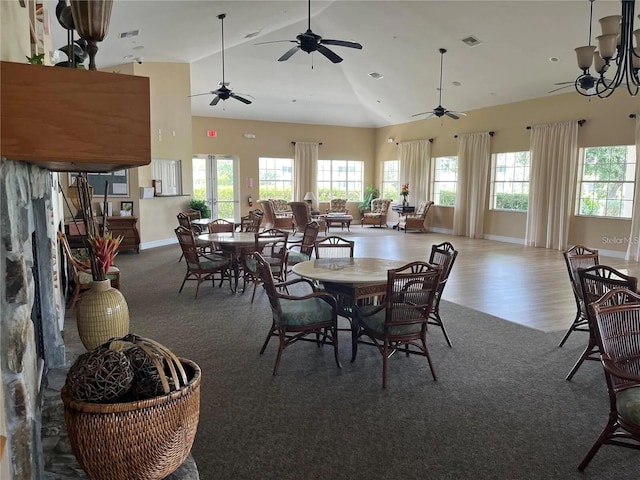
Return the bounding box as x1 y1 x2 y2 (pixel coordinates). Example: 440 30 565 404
0 61 151 172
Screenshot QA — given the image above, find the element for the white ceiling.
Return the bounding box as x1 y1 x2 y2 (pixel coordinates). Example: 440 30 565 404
48 0 631 128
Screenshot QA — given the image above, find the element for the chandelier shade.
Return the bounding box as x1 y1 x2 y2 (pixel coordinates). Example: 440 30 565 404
70 0 114 70
572 0 640 97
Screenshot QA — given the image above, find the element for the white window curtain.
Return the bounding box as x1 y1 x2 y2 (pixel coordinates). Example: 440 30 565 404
452 132 492 238
398 139 432 204
626 116 640 261
524 120 579 250
293 142 318 201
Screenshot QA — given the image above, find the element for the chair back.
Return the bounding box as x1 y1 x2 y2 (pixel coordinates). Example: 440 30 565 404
579 265 638 315
176 212 192 229
240 210 263 232
428 241 459 292
57 231 89 281
589 287 640 391
384 261 442 330
298 222 320 257
328 198 348 214
370 198 390 214
254 252 281 313
564 245 599 301
289 201 312 227
417 201 434 218
175 226 201 266
258 200 277 229
314 236 354 259
207 219 235 233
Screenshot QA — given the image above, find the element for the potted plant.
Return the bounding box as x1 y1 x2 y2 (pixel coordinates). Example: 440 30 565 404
188 199 211 219
358 185 380 218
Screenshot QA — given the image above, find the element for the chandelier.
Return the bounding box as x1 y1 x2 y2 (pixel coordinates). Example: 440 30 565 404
573 0 640 97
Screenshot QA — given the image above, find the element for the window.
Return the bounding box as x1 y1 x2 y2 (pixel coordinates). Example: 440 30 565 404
151 159 182 195
491 151 530 211
259 158 293 199
577 145 636 218
382 160 399 199
433 156 457 206
317 160 363 201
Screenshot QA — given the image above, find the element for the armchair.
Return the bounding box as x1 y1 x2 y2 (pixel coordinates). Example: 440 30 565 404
254 252 341 376
258 200 294 231
398 201 433 233
361 198 392 228
326 198 349 215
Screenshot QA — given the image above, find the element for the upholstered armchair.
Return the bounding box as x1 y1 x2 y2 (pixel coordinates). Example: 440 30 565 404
326 198 349 215
258 200 294 230
398 201 433 233
270 198 292 214
361 198 392 228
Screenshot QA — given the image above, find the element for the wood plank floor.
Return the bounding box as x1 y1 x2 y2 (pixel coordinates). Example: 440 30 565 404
328 226 640 333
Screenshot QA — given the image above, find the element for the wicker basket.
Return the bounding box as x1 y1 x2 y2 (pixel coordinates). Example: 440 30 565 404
61 335 201 480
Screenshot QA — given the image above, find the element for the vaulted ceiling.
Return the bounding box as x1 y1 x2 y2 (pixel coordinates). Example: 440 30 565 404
49 0 633 128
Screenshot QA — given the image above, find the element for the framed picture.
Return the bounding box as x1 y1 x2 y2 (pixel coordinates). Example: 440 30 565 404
69 171 129 197
120 201 134 216
152 179 162 196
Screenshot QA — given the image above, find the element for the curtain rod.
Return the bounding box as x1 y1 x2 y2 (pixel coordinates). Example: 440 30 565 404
526 119 586 130
453 131 495 139
291 141 323 145
396 138 434 145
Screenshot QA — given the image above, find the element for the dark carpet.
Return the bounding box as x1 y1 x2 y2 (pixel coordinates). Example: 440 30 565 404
65 244 639 480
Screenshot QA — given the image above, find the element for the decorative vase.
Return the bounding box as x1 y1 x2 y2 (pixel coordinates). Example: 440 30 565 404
76 279 129 350
70 0 113 70
402 196 408 206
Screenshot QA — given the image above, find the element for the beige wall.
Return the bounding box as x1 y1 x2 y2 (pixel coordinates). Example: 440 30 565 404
375 89 639 253
191 117 376 218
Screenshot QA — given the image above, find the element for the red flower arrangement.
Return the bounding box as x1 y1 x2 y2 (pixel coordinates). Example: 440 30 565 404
400 183 410 197
88 232 123 281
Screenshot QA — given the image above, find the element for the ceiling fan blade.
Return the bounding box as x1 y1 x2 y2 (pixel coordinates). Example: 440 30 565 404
553 81 575 86
321 39 363 50
278 46 300 62
445 112 460 120
411 111 432 117
547 84 573 94
229 93 252 105
316 44 343 63
189 92 214 98
255 39 297 46
210 95 221 106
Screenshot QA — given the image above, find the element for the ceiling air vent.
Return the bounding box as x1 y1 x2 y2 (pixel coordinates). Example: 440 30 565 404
461 36 482 47
119 30 139 39
368 72 384 79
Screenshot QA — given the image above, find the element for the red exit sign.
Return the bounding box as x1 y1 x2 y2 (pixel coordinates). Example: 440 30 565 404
207 130 217 138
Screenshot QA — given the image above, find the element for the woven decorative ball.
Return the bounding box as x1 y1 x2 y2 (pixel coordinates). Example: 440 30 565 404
124 346 175 400
65 347 134 403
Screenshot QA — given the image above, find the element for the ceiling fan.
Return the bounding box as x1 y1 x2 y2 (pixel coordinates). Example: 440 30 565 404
190 13 252 106
412 48 466 120
256 0 362 64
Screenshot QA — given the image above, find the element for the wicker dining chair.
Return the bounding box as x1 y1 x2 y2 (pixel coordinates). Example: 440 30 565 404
578 287 640 470
314 235 354 259
352 261 443 388
559 245 600 347
565 265 639 381
174 226 231 298
243 228 289 303
176 212 212 262
285 221 320 274
427 241 459 347
254 252 341 376
239 210 263 233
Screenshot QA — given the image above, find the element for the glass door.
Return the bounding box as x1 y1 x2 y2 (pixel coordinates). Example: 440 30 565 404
192 155 239 221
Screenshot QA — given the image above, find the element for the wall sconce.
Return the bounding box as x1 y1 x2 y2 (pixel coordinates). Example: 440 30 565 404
386 137 395 144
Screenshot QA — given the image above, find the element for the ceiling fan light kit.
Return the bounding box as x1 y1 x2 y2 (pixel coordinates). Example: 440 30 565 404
411 48 466 120
571 0 640 97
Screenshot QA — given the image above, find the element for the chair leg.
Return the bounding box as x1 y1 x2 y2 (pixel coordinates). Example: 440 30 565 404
178 273 188 293
430 308 453 348
422 336 438 381
558 310 582 347
565 336 598 381
69 285 81 309
382 341 389 388
331 325 342 369
260 323 276 354
578 415 618 471
272 334 287 376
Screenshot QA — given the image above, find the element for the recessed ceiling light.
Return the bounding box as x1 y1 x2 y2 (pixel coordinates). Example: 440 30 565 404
368 72 384 79
549 56 560 62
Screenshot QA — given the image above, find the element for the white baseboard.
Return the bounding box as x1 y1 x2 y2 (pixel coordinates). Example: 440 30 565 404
483 234 525 245
140 237 177 250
